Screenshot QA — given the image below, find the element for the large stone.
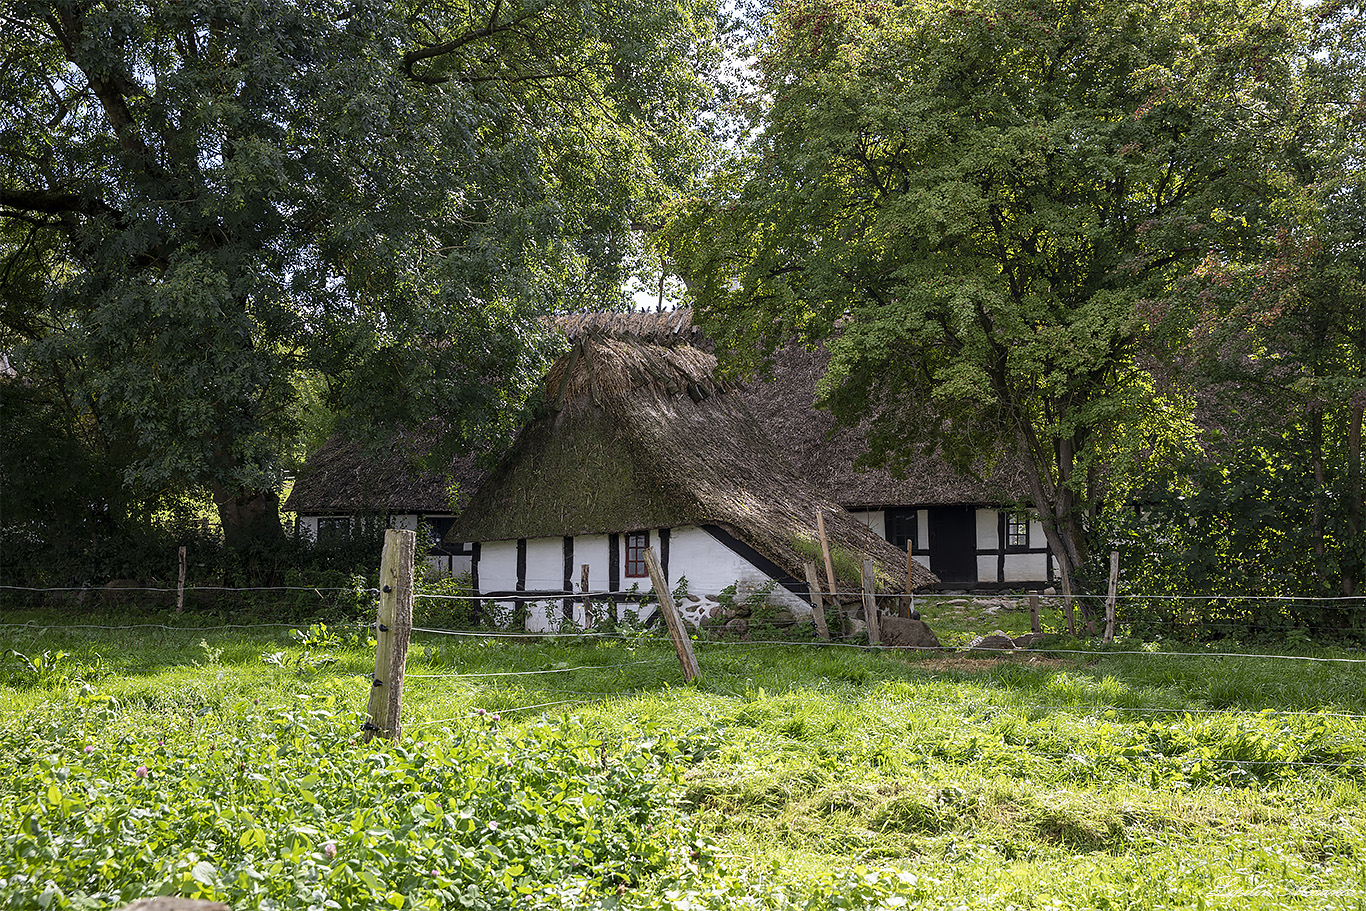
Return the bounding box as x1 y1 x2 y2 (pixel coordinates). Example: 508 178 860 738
967 632 1017 650
880 616 942 649
1012 632 1047 649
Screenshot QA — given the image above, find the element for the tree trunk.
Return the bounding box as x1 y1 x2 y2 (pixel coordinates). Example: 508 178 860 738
1015 426 1087 610
1311 405 1328 587
1344 401 1363 596
212 484 286 553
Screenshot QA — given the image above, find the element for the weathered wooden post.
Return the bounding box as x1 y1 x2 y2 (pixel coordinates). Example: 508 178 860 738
581 563 591 627
364 529 414 741
816 511 846 636
1104 550 1119 643
643 547 700 683
1029 594 1041 634
903 544 914 619
802 560 831 640
176 546 186 614
861 559 880 646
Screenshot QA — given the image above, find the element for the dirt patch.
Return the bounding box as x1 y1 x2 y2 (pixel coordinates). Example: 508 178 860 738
897 654 1077 673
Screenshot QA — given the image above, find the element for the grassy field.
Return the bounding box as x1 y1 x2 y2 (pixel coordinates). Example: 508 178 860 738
1 599 1364 910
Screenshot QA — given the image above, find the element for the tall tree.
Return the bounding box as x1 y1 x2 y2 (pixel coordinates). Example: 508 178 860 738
1 0 713 551
666 0 1306 597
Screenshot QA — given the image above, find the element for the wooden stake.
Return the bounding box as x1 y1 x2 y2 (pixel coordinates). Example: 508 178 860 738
903 543 914 619
861 559 880 646
815 511 845 635
1029 594 1040 634
643 547 700 683
581 563 591 628
176 546 186 614
802 560 831 640
1065 596 1076 636
364 529 415 741
1104 549 1119 643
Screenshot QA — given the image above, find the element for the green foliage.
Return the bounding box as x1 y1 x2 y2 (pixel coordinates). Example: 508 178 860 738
0 703 695 911
668 0 1314 595
1 0 717 550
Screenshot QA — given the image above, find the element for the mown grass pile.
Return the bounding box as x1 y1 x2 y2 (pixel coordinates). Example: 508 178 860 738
1 611 1364 910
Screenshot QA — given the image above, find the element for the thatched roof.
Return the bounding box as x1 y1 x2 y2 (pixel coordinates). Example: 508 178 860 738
448 333 934 591
734 343 1031 508
285 307 1027 519
282 434 486 515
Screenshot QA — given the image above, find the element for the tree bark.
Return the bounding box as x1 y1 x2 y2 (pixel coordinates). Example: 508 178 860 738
212 484 286 553
1344 401 1363 596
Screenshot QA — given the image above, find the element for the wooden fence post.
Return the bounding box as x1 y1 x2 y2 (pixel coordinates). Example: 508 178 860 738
581 564 591 628
902 544 914 619
1104 550 1119 643
802 560 831 640
1065 596 1076 636
1029 594 1040 634
816 511 846 636
861 559 880 646
176 546 186 614
364 529 415 741
643 547 700 683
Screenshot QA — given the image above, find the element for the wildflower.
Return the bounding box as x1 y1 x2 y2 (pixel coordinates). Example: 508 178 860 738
323 841 337 858
476 708 486 716
491 714 501 722
430 870 439 878
488 820 499 831
135 765 149 778
83 745 96 754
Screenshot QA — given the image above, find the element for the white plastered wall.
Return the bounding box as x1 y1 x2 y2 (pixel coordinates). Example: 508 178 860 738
473 526 812 632
975 508 999 550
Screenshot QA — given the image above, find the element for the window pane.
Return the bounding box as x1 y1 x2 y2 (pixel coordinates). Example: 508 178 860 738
625 531 649 577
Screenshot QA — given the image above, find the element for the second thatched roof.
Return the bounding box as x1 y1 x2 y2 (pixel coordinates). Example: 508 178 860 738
447 333 934 592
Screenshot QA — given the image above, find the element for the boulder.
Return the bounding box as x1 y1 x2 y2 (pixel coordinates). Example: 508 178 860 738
1012 632 1047 649
880 616 942 649
967 632 1017 650
724 617 749 637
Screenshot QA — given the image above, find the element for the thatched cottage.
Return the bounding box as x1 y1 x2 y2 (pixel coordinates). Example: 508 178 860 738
285 309 1058 597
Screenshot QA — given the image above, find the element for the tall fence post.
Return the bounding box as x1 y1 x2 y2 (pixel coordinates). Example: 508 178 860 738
176 546 186 614
1029 594 1041 634
581 564 591 628
364 529 415 741
1104 550 1119 643
802 560 831 640
861 559 880 646
816 511 846 636
643 547 700 683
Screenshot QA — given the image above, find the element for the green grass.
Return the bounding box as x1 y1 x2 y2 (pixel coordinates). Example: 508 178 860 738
1 608 1364 910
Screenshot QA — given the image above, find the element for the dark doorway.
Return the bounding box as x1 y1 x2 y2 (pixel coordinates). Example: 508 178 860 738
928 506 977 585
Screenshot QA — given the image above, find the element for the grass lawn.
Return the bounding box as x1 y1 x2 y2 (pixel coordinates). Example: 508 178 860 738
1 602 1363 910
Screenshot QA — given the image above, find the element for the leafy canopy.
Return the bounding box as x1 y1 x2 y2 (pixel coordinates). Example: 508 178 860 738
1 0 715 546
666 0 1308 588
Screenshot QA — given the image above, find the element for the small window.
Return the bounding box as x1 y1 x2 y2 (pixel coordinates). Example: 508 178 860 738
624 531 650 577
885 509 917 552
1007 515 1030 549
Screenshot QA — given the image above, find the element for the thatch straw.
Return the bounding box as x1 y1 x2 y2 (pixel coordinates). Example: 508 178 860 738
449 334 934 592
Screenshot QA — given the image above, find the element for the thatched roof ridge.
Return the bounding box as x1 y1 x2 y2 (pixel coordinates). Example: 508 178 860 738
557 308 699 345
736 344 1031 508
449 334 934 591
